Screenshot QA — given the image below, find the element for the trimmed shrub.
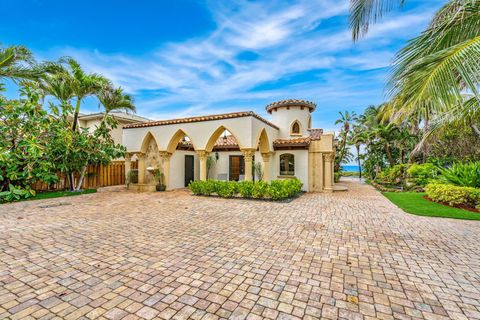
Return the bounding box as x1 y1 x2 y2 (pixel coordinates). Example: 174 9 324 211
215 181 237 198
188 180 203 195
425 182 480 208
188 179 303 200
407 163 439 187
439 162 480 188
237 181 254 198
252 181 269 198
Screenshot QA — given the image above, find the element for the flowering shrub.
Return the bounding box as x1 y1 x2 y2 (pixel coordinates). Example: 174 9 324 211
188 179 303 201
425 182 480 208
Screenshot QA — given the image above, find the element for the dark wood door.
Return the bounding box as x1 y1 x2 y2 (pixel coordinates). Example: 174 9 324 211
184 155 194 187
229 156 244 181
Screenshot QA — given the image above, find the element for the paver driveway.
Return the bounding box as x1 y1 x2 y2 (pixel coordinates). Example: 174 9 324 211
1 180 479 320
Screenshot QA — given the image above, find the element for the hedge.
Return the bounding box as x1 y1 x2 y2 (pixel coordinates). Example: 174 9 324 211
425 182 480 209
188 179 303 201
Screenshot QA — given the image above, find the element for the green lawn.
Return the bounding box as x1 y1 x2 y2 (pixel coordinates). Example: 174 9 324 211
382 192 480 220
25 189 97 202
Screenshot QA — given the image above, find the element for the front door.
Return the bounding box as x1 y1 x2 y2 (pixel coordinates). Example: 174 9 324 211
184 155 194 187
229 155 245 181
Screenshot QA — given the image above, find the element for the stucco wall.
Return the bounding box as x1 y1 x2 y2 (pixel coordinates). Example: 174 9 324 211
169 150 199 189
269 106 312 138
271 150 309 191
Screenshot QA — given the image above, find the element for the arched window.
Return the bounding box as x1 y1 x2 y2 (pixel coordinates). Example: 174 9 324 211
308 115 312 129
280 153 295 176
291 121 301 135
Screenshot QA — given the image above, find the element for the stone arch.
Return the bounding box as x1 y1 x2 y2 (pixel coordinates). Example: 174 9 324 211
205 125 244 152
166 129 197 154
290 120 301 135
140 131 160 153
254 128 272 154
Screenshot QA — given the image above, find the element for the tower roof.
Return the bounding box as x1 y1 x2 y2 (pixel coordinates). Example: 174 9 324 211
266 99 316 114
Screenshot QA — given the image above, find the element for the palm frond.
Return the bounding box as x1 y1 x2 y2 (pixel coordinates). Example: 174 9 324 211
350 0 404 41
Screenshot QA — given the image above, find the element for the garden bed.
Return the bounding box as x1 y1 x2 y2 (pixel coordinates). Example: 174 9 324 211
423 195 479 213
383 192 480 220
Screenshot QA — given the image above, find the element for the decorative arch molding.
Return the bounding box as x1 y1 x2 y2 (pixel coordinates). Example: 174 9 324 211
254 128 272 154
205 125 244 152
166 128 197 153
140 131 160 153
290 120 301 135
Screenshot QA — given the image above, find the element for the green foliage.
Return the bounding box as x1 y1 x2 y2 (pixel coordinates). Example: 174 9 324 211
0 89 59 202
407 163 440 187
237 181 254 198
376 164 409 186
253 162 263 181
188 180 203 195
425 183 480 208
188 179 303 201
252 181 269 199
334 172 341 182
215 181 237 198
438 162 480 188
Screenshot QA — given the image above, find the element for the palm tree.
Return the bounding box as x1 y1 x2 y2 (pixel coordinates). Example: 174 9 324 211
44 57 110 131
350 127 368 178
97 85 136 114
335 111 356 171
0 45 40 88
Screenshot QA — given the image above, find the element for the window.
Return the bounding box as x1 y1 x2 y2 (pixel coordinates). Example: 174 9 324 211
291 121 301 135
308 115 312 129
280 153 295 176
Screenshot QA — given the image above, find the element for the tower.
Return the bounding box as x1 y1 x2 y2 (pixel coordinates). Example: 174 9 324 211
266 99 316 138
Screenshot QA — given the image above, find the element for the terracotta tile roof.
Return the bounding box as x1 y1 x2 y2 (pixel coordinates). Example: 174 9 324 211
123 111 279 129
266 99 316 114
178 135 239 148
272 129 324 148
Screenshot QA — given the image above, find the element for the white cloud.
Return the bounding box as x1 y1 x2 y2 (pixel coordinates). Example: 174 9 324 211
38 0 437 122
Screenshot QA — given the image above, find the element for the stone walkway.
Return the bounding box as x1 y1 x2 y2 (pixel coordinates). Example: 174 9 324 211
0 180 479 320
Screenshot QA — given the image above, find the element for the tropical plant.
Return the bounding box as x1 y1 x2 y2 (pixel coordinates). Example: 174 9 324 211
253 162 263 181
0 88 59 201
335 111 356 171
206 155 216 179
0 45 40 89
439 162 480 188
407 163 440 187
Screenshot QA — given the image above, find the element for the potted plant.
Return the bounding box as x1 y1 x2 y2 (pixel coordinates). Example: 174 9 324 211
153 168 166 191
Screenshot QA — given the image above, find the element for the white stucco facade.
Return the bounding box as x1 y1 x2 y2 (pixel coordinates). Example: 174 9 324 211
122 100 336 192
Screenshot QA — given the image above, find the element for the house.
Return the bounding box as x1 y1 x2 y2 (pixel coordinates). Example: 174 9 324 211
77 111 150 146
122 99 336 192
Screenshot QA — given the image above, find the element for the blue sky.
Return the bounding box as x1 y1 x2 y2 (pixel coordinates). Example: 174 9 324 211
3 0 445 132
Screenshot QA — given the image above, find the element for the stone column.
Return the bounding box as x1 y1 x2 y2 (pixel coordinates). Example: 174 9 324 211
197 150 210 181
137 153 146 184
261 152 271 182
323 153 334 191
242 149 256 181
125 153 132 183
159 151 172 188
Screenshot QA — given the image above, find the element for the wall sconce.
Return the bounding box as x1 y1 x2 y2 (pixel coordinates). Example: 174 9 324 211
215 151 219 160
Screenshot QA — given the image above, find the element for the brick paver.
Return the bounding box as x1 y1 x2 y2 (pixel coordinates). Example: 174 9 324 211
1 179 479 319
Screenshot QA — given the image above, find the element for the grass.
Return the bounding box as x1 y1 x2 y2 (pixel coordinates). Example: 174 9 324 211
20 189 97 202
382 192 480 220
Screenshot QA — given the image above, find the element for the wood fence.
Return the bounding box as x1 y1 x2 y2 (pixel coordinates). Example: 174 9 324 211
32 161 138 191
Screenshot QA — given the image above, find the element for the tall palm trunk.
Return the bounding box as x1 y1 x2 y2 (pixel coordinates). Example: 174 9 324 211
71 98 82 131
355 144 362 179
384 144 395 166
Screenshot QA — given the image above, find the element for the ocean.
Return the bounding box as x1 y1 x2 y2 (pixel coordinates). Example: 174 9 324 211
341 165 361 173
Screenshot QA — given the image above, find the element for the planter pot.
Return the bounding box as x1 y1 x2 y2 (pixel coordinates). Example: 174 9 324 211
156 184 166 192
